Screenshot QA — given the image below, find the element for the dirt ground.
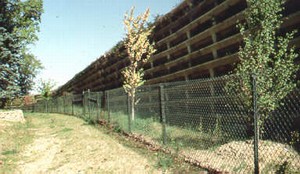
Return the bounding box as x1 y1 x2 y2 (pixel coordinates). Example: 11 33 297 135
10 114 161 173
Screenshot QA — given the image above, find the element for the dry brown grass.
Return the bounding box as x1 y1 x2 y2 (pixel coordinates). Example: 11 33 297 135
1 113 206 173
0 118 34 172
11 113 162 173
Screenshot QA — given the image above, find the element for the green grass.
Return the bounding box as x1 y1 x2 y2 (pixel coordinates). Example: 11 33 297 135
60 128 73 132
97 123 206 173
109 112 229 151
0 109 12 112
1 149 18 156
155 153 174 171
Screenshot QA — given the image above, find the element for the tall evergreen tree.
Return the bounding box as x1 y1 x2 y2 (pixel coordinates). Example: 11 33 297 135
0 0 43 108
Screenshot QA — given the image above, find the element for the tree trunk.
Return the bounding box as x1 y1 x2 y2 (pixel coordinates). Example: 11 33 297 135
131 88 135 121
0 98 8 109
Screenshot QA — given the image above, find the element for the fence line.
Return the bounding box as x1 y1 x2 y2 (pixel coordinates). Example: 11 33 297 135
26 75 300 173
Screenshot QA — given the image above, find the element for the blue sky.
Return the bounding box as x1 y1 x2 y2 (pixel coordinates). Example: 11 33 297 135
30 0 182 91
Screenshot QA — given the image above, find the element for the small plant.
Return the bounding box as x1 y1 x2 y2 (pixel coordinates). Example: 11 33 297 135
290 131 300 151
213 116 222 137
37 79 56 113
156 153 174 171
112 124 122 133
84 117 96 125
233 161 247 172
197 117 203 132
275 161 291 174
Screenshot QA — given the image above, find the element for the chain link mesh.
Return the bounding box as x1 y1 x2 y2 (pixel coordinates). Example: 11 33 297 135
30 76 300 173
259 88 300 173
106 88 129 132
161 77 251 172
132 84 162 143
72 94 84 117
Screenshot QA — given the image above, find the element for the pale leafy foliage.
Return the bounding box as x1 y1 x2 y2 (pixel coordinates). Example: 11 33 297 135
122 7 156 98
38 79 56 101
227 0 299 122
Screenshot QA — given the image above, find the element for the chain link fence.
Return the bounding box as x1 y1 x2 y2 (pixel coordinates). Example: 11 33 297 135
27 75 300 173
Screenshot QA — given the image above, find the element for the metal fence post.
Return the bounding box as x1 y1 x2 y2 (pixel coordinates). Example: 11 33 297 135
72 95 74 115
160 84 167 145
32 104 35 113
96 92 100 121
82 91 85 117
106 91 110 123
101 91 105 120
56 98 58 113
63 95 66 114
46 100 48 113
88 89 91 119
252 74 259 174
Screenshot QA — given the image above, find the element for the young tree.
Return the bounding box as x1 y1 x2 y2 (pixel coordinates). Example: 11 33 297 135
227 0 299 134
38 79 56 113
122 7 156 121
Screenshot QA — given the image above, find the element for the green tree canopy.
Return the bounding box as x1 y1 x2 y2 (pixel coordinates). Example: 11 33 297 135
0 0 43 108
37 79 56 101
227 0 299 124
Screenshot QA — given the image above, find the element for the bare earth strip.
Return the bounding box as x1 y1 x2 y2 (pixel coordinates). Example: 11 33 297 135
16 114 160 174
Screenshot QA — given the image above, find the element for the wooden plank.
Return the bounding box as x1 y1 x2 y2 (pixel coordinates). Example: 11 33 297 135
290 36 300 48
156 0 241 46
146 53 239 84
281 11 300 28
151 11 244 63
146 33 242 75
155 0 214 38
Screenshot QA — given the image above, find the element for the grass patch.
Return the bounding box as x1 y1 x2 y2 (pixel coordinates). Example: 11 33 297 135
0 118 34 172
97 124 206 173
2 149 17 156
155 153 174 171
109 112 229 151
60 128 73 132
